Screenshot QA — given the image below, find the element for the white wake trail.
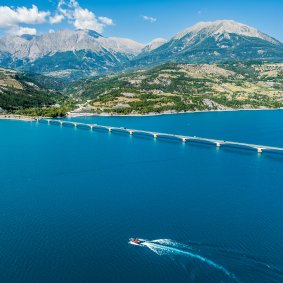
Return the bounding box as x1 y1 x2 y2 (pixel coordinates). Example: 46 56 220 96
141 239 241 283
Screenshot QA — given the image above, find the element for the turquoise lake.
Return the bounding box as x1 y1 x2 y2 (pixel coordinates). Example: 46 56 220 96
0 110 283 282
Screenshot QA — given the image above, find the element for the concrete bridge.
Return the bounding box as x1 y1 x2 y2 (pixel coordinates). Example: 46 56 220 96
38 118 283 154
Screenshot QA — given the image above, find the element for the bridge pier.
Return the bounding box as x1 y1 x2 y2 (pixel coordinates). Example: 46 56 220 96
129 130 134 136
74 123 77 128
182 137 187 143
153 133 158 139
216 142 221 148
257 147 263 153
109 128 112 132
90 124 97 130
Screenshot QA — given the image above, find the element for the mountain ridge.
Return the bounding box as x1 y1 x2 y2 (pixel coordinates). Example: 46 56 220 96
0 20 283 80
173 20 280 44
133 20 283 68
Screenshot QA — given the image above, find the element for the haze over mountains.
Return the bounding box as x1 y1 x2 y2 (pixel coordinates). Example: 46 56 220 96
0 20 283 80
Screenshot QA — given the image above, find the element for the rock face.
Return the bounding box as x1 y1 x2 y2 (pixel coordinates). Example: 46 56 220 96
172 20 278 43
0 29 144 79
133 20 283 66
0 30 144 60
141 38 167 53
0 20 283 80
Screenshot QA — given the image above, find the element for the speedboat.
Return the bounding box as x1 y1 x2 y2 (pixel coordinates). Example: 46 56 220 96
129 238 145 246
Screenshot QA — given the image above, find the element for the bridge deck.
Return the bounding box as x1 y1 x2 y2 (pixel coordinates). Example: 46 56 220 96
39 119 283 154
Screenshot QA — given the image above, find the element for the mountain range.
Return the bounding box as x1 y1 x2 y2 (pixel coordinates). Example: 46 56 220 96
0 29 144 80
0 20 283 80
133 20 283 66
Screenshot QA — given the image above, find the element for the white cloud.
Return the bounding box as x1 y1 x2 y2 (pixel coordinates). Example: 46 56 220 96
56 0 114 33
0 1 114 36
0 5 50 35
49 29 55 33
73 7 104 32
9 26 37 36
98 16 114 26
70 1 114 32
0 5 50 28
142 15 157 23
49 13 64 24
57 0 78 18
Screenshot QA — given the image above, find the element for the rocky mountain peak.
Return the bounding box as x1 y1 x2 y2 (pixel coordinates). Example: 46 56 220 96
174 20 279 45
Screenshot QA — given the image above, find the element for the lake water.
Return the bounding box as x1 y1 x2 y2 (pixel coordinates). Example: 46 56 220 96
0 110 283 283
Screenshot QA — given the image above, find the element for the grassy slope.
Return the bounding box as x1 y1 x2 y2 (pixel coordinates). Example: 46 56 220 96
0 68 64 111
69 62 283 114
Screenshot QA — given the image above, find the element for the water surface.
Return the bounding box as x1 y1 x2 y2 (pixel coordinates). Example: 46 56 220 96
0 110 283 283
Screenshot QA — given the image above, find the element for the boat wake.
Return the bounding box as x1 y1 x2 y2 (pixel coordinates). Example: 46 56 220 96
130 238 283 283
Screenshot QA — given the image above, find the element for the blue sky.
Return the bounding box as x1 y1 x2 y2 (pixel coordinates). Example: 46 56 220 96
0 0 283 43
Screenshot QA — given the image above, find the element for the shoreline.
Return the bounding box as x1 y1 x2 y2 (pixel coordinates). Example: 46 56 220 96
67 107 283 118
0 107 282 122
0 114 37 122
